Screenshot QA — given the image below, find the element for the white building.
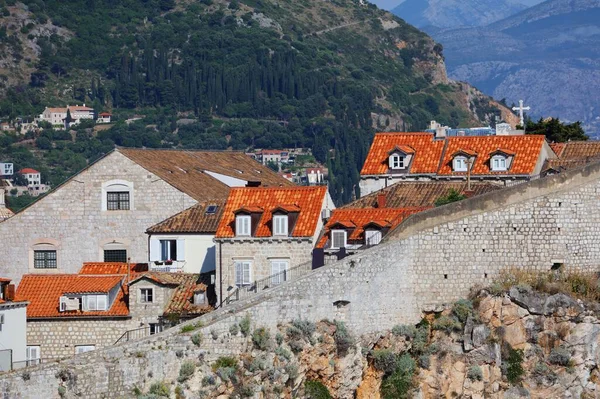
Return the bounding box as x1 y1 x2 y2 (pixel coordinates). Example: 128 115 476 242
97 112 112 124
18 168 41 187
38 104 95 129
0 278 28 371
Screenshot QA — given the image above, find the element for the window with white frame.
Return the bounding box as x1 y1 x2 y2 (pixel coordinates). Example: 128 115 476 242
26 346 40 366
140 288 153 303
453 156 468 172
83 294 107 311
236 215 251 236
331 230 347 249
234 260 252 286
365 230 382 246
160 239 177 261
271 260 289 285
491 155 507 171
273 214 289 236
389 154 405 170
75 345 95 354
149 323 163 335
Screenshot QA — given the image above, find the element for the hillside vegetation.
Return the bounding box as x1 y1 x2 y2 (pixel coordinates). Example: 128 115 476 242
0 0 508 204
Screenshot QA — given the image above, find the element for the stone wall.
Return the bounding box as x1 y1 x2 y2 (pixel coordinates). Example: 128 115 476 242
4 162 600 397
0 151 197 284
129 279 175 326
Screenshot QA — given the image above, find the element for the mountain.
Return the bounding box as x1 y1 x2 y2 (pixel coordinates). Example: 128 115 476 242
436 0 600 137
0 0 510 205
391 0 544 31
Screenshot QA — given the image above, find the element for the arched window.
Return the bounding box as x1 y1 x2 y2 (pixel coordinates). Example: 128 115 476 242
101 180 134 211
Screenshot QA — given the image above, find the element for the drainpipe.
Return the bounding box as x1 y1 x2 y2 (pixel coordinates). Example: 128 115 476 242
219 241 223 307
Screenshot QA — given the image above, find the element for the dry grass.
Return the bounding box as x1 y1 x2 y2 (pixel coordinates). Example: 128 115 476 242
493 267 600 302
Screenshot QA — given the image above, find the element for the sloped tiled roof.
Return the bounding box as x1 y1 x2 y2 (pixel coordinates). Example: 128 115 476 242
0 207 14 220
19 168 39 174
216 186 327 238
129 272 211 317
146 201 226 234
316 207 429 248
361 133 444 175
79 262 148 281
438 135 546 176
550 142 566 157
16 275 128 318
118 148 293 201
551 141 600 160
350 181 502 209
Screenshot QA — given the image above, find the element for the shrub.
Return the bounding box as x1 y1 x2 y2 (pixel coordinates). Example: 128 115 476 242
380 354 415 399
252 327 271 350
149 381 170 397
418 354 430 370
304 380 332 399
285 362 299 381
411 326 429 354
202 375 216 386
548 347 571 366
334 320 354 355
212 356 237 372
276 332 284 345
504 348 524 384
234 384 254 398
239 315 251 336
432 315 462 333
229 323 240 336
216 366 236 382
289 339 305 353
180 325 195 333
177 361 196 383
191 332 202 346
467 365 483 381
58 386 66 398
532 362 557 384
286 325 303 341
434 189 466 206
275 346 291 361
291 319 316 339
452 299 473 323
392 324 417 339
373 349 398 375
210 329 219 340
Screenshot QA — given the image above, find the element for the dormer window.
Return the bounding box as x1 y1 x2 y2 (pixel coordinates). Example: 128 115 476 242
491 155 507 171
331 230 347 249
365 229 382 246
273 214 288 236
236 215 251 236
453 156 468 172
83 294 107 311
389 154 405 170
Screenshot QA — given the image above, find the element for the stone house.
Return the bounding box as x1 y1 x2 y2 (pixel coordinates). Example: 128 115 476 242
0 278 28 371
214 186 334 304
359 132 557 196
146 200 225 274
0 148 291 285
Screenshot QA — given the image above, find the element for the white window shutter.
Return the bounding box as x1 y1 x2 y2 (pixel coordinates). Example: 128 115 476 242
149 238 161 262
235 262 243 285
176 239 185 261
97 295 107 311
388 155 394 168
243 262 251 284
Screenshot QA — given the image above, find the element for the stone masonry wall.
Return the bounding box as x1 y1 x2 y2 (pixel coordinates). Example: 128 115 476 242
129 280 175 326
4 162 600 397
0 151 197 284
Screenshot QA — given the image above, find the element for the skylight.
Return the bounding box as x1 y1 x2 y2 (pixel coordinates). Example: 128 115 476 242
206 205 218 214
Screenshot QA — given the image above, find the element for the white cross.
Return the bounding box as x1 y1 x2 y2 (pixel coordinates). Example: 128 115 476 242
512 100 530 127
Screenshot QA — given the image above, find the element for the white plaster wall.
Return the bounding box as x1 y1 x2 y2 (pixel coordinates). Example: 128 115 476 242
0 305 27 365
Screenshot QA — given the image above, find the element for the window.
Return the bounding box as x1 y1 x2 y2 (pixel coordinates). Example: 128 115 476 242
273 214 288 236
206 205 218 214
160 240 177 261
83 295 107 311
331 230 347 249
271 260 289 285
104 249 127 263
453 156 468 172
26 346 40 366
149 323 163 335
235 261 252 287
75 345 95 355
140 288 153 303
193 291 206 305
236 215 251 236
389 154 405 170
365 230 382 246
34 250 57 269
491 155 507 171
107 191 130 211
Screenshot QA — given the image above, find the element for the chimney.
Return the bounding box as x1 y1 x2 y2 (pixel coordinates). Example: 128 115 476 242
0 186 5 208
6 284 15 301
377 193 387 208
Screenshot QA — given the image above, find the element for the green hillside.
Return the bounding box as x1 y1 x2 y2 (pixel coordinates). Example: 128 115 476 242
0 0 506 205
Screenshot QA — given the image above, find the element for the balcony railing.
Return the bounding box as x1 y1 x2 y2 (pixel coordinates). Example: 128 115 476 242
150 260 185 273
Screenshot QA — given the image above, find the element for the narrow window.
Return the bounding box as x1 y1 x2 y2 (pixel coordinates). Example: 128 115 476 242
75 345 95 354
106 191 130 210
271 260 289 285
140 288 153 303
235 261 252 286
149 323 163 335
26 346 40 366
159 240 177 261
236 215 251 236
273 215 288 236
331 230 347 249
34 250 57 269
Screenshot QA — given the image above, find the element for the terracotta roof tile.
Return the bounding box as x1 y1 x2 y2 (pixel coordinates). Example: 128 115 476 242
19 168 39 174
146 201 226 234
361 133 444 175
550 142 566 157
79 262 148 281
553 141 600 160
350 181 503 209
216 186 327 238
16 275 128 318
118 148 293 201
439 135 546 176
317 207 429 248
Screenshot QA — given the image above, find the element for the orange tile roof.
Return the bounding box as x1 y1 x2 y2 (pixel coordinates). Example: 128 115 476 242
19 168 39 174
216 186 328 238
146 201 226 234
438 135 546 176
79 262 148 281
46 107 67 113
316 207 429 248
16 275 128 318
360 133 444 175
550 142 566 157
553 141 600 160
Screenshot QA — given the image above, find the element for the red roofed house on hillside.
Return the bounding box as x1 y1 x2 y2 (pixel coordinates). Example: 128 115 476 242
96 112 112 124
214 186 335 304
359 132 557 196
